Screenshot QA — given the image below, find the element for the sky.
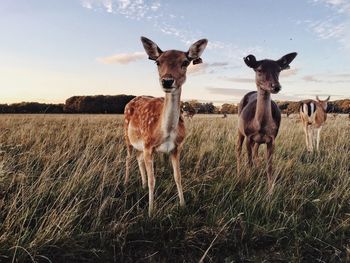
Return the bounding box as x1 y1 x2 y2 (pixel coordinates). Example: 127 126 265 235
0 0 350 104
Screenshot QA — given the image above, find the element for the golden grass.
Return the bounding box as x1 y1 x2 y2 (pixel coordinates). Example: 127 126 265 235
0 114 349 262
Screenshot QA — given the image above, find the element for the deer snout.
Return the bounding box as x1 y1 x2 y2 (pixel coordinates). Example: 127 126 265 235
161 78 174 90
271 83 281 93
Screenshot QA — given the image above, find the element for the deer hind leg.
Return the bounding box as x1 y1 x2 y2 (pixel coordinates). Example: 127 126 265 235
136 151 147 189
143 148 155 216
266 141 275 194
171 148 185 207
124 142 133 185
316 127 322 151
307 125 314 152
236 131 245 176
303 124 310 151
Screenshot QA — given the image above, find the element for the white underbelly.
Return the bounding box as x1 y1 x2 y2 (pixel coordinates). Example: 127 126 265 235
131 140 144 151
156 139 175 153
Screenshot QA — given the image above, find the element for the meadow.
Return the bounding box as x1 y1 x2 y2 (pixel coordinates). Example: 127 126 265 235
0 114 349 262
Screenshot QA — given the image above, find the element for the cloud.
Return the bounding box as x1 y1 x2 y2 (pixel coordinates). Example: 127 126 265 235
187 62 230 75
281 68 299 77
306 1 350 50
96 52 146 64
207 87 253 97
220 76 254 83
302 73 350 83
81 0 161 20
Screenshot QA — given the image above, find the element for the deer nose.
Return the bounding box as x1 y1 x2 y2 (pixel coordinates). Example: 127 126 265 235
272 83 281 93
162 78 174 89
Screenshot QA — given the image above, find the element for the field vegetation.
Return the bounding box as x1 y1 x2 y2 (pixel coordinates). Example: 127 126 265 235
0 114 349 262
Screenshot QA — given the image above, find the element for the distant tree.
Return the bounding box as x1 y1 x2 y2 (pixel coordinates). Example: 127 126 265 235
220 103 238 114
64 95 135 113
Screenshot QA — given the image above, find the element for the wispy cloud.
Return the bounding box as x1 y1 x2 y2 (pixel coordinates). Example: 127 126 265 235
81 0 263 64
97 52 146 64
207 87 253 97
187 62 230 75
302 72 350 83
81 0 161 19
220 76 254 83
306 0 350 49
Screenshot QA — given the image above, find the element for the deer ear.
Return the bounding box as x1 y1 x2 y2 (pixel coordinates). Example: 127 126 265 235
188 39 208 61
244 55 259 69
316 95 320 101
277 52 297 70
140 36 163 61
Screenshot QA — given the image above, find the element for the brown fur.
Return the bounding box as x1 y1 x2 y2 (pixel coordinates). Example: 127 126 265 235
123 36 207 216
236 53 297 193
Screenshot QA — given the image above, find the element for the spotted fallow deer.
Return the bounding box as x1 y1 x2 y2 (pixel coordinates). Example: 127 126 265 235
236 52 297 191
124 36 208 216
299 96 330 152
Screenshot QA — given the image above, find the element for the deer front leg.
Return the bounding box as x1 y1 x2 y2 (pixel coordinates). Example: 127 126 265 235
253 143 260 166
246 137 253 166
136 151 147 189
266 141 275 194
236 131 245 176
170 148 185 207
143 148 155 216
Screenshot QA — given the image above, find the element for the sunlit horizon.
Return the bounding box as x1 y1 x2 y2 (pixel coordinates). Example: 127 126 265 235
1 0 350 105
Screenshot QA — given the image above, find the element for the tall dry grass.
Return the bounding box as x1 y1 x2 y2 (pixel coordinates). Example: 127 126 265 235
0 114 349 262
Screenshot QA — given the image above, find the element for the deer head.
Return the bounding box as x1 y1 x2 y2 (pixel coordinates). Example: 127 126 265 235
141 36 208 93
316 95 330 111
244 52 297 94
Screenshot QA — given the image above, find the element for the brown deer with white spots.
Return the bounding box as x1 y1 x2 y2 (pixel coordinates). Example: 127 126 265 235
236 52 297 193
299 96 330 152
124 36 208 216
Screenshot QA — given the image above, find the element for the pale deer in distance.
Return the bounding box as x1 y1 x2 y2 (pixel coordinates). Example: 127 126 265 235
299 96 330 152
236 52 297 192
124 36 208 216
183 109 197 119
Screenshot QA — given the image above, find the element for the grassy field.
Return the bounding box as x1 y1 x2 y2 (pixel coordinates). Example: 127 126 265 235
0 114 349 262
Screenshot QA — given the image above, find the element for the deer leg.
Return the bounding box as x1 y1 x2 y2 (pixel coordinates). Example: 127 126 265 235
143 148 155 216
307 126 314 152
124 143 133 185
253 143 260 166
136 151 147 189
316 127 322 151
236 131 245 176
246 137 253 166
266 141 275 194
170 148 185 207
303 125 310 151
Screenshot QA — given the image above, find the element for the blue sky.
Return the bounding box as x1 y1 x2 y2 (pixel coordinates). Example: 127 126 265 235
0 0 349 104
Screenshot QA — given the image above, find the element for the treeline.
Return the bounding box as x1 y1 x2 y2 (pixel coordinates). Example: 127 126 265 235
0 102 64 113
183 99 350 114
0 95 135 114
0 96 349 114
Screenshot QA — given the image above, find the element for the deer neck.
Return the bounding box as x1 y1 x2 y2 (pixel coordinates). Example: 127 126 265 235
161 88 182 136
255 88 272 124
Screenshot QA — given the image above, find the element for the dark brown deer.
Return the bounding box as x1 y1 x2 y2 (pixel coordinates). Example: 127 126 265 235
124 36 208 216
236 52 297 192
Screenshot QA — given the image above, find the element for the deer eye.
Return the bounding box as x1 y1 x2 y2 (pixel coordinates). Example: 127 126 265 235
155 60 160 66
182 60 190 67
